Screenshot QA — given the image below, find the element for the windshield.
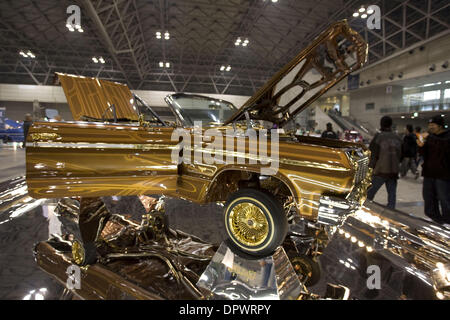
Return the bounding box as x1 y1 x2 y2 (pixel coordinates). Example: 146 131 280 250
134 94 166 126
168 94 236 127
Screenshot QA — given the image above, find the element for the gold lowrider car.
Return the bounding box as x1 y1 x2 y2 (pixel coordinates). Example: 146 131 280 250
26 21 371 259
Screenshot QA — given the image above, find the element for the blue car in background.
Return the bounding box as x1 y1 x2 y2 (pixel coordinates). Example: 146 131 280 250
0 119 24 143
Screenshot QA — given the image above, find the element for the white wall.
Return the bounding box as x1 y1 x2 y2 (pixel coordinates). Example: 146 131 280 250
348 85 403 130
0 83 251 121
325 33 450 97
0 84 250 108
0 84 67 103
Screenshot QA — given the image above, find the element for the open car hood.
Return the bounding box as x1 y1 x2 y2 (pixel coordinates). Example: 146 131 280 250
57 73 139 121
224 20 368 127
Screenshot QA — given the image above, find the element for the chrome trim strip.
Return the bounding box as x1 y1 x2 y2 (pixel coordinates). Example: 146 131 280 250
28 142 350 172
26 142 177 150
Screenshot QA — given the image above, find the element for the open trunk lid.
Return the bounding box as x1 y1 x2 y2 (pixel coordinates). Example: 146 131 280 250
57 72 138 121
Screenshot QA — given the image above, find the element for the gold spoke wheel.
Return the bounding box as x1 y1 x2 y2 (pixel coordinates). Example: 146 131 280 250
228 202 269 247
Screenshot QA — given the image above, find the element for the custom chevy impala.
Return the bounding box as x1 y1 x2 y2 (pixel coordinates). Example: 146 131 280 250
26 21 371 261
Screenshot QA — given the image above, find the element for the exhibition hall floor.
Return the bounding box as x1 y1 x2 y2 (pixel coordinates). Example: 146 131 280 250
0 174 227 299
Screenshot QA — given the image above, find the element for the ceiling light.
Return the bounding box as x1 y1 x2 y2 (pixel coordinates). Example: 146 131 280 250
159 62 164 68
165 62 170 68
92 57 98 63
367 8 374 14
353 12 359 17
220 66 225 71
271 0 278 3
361 13 368 19
99 57 105 64
226 65 231 72
235 42 240 46
359 7 365 13
242 42 248 47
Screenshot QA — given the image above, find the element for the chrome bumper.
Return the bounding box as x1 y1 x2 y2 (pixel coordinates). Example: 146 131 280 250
317 196 356 226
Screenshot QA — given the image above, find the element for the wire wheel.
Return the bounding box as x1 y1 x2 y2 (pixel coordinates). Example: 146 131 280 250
228 202 269 247
224 188 288 258
290 255 321 287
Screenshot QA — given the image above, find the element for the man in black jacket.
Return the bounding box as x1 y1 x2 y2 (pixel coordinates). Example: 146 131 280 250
367 116 402 209
420 115 450 224
321 123 338 139
400 124 418 179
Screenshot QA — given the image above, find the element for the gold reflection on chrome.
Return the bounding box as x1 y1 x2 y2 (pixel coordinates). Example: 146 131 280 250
30 133 61 141
229 202 269 247
72 240 84 265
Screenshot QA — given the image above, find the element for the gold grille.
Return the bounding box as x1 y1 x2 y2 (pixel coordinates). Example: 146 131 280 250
355 157 369 185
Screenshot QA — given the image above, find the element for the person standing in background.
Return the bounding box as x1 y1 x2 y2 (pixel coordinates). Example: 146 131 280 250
400 124 419 179
295 124 303 136
367 116 402 209
321 123 338 139
415 126 425 168
22 113 33 148
420 115 450 225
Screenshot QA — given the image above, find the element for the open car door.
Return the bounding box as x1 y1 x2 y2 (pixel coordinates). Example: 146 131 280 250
26 74 178 199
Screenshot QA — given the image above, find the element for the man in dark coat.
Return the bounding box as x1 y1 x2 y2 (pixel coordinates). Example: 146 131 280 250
420 115 450 224
367 116 402 209
400 124 418 179
321 123 338 139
